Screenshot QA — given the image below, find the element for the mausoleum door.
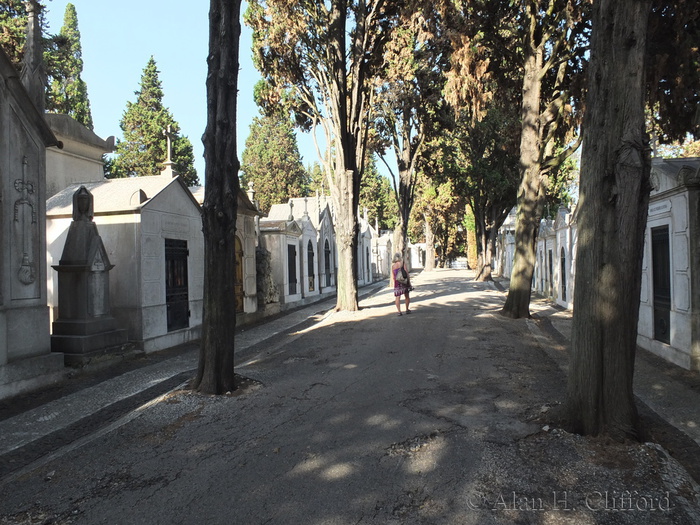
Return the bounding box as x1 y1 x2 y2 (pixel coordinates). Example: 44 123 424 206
366 247 370 281
165 239 189 331
651 226 671 344
307 240 315 292
324 240 331 287
235 236 244 313
560 247 567 302
288 244 297 295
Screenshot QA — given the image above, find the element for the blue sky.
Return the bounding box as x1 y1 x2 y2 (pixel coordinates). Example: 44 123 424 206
43 0 319 181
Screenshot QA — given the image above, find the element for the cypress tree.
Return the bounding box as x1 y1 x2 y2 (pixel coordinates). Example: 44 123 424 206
240 111 308 215
46 3 93 129
110 56 198 185
0 0 47 67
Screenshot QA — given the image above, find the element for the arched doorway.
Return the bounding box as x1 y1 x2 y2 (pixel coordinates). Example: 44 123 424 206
307 240 315 292
560 247 567 302
366 247 370 282
324 240 332 287
234 236 244 313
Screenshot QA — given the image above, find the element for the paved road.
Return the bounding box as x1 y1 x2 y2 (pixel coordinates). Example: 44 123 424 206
0 269 698 525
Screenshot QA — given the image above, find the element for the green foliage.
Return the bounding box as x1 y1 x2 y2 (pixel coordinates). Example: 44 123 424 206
646 0 700 142
359 156 398 230
416 104 519 262
683 139 700 157
0 0 38 66
542 150 578 217
304 162 326 195
371 1 452 250
110 57 198 186
240 111 309 215
45 3 93 129
245 0 401 192
411 174 468 263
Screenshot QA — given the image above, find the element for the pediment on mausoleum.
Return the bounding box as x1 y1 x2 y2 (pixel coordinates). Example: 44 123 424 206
237 188 261 217
553 206 571 231
651 157 700 197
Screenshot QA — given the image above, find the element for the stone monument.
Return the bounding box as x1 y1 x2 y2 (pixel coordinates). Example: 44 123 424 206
51 186 128 365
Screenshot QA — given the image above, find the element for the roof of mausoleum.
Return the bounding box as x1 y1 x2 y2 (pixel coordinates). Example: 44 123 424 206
267 195 334 229
259 219 302 236
0 47 59 149
189 186 260 217
47 175 199 217
45 113 114 152
651 156 700 196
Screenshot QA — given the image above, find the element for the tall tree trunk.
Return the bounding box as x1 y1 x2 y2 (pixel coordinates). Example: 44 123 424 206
333 168 359 311
423 213 435 272
394 216 407 259
475 225 499 282
192 0 242 394
501 35 545 318
465 209 478 271
564 0 651 439
396 148 417 260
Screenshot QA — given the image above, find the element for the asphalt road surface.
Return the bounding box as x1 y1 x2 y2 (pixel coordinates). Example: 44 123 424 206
1 269 698 525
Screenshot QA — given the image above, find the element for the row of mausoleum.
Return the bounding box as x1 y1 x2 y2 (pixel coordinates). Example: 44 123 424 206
496 157 700 371
0 21 417 399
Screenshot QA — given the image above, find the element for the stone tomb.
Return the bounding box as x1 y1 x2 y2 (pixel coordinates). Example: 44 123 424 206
267 195 336 293
48 174 204 354
638 158 700 370
51 186 127 365
0 41 65 400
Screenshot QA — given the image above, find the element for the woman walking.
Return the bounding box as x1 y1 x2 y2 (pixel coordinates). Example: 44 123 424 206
391 252 412 316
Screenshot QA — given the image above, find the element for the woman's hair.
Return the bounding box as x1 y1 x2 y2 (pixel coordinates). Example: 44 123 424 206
392 252 402 263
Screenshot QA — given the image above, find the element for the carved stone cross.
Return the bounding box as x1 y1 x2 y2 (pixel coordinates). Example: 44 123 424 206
163 125 176 162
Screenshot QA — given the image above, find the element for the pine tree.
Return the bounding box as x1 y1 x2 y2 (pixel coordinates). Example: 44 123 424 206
110 56 198 185
359 157 397 231
0 0 30 66
240 110 308 215
46 3 93 129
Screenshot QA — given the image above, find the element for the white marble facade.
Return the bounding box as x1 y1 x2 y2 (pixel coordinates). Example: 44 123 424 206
48 174 204 353
259 217 303 305
357 211 375 286
498 157 700 371
637 158 700 370
0 46 65 400
44 113 113 198
267 195 336 294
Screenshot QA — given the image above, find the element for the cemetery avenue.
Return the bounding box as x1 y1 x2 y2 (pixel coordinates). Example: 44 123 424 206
1 269 699 524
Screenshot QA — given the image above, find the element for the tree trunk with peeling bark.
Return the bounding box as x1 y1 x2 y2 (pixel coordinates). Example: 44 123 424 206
501 39 545 317
192 0 242 394
564 0 651 439
423 213 436 272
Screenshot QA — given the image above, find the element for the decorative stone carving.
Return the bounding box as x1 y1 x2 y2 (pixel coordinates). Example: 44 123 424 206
256 246 279 306
14 156 37 284
678 165 700 187
51 186 128 365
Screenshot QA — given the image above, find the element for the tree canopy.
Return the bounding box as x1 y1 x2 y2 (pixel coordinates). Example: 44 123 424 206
0 0 44 66
359 156 398 231
45 3 93 129
240 108 309 215
110 56 198 186
246 0 402 311
372 0 451 256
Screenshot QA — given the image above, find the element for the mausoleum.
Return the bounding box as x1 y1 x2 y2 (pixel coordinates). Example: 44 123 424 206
47 172 203 353
638 158 700 370
0 14 66 400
